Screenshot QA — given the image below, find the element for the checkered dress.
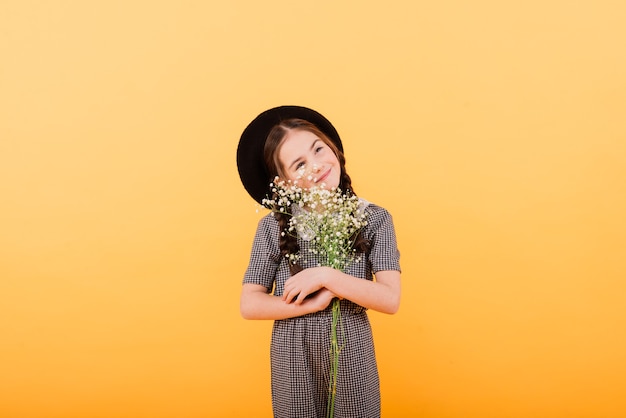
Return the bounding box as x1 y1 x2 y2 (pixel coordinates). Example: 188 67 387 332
243 203 401 418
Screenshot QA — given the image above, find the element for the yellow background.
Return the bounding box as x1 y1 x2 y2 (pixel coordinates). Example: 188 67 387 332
1 1 625 417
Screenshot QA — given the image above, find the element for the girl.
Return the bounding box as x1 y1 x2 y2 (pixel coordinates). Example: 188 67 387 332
237 106 401 418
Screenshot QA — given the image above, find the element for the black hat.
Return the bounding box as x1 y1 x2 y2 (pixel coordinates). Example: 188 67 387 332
237 105 343 203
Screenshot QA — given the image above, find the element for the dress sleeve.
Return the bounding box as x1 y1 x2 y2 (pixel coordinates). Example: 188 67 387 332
367 206 401 274
242 214 281 291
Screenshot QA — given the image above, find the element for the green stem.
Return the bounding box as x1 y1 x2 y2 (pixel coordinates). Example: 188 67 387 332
326 298 341 418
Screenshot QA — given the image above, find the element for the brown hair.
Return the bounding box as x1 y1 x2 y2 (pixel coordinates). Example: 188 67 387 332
263 118 370 275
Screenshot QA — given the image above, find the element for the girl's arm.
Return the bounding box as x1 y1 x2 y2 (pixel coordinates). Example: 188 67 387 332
240 283 336 320
282 267 401 314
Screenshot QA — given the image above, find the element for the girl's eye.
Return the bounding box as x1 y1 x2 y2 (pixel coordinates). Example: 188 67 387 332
296 162 305 170
315 146 324 153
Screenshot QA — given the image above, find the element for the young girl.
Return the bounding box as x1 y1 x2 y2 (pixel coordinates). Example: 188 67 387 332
237 106 401 418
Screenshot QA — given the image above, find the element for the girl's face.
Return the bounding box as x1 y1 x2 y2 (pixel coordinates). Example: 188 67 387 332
277 129 341 189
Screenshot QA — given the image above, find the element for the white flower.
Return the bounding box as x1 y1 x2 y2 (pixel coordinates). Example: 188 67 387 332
261 178 368 271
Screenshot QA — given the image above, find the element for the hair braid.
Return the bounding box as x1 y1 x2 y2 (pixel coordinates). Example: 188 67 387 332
274 211 304 275
339 170 371 255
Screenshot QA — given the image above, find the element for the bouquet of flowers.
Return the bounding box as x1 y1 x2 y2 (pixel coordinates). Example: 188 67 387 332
262 177 368 418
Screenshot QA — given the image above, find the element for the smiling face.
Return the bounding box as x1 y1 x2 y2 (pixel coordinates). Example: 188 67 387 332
277 129 341 189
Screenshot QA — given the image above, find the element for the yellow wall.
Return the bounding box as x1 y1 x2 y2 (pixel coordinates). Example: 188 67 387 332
1 1 625 417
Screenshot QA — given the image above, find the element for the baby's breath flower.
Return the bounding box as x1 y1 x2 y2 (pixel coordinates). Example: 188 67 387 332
261 179 367 274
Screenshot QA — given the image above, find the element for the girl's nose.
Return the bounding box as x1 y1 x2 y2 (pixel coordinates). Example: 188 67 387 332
312 164 320 173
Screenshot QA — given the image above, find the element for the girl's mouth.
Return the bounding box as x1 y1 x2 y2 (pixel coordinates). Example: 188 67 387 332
315 168 330 183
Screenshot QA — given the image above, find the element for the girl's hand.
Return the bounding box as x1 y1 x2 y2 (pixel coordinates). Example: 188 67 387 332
283 266 334 305
301 288 336 313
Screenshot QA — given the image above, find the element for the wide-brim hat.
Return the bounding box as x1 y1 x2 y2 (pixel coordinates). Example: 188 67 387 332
237 105 343 203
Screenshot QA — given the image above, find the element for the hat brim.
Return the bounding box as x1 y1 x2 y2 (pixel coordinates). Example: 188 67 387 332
237 105 343 203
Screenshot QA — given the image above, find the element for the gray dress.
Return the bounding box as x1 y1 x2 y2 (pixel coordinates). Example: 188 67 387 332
243 203 401 418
